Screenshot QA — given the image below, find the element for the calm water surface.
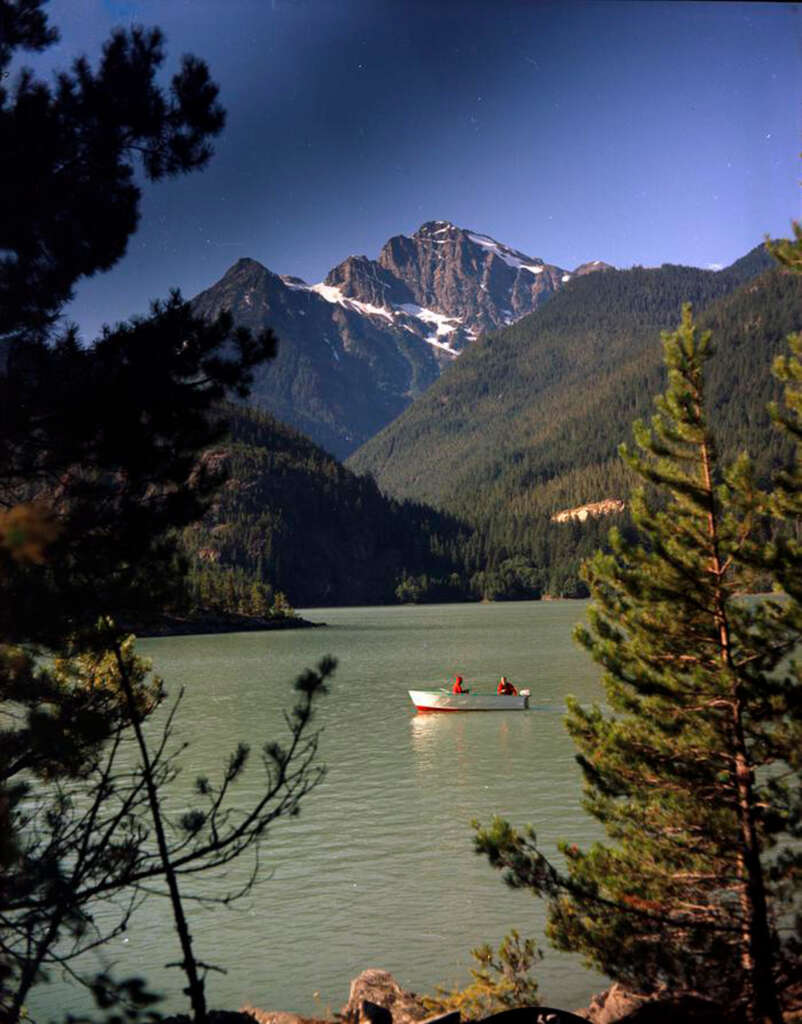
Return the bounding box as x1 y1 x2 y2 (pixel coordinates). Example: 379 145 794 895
31 601 609 1021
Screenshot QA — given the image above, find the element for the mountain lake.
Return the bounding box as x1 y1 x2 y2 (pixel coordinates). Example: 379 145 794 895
29 600 611 1021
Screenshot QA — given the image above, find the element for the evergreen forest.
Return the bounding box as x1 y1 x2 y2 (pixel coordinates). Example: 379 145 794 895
180 406 529 609
182 250 802 609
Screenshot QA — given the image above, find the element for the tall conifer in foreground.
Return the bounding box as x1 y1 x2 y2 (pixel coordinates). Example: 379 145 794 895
0 4 330 1020
476 304 802 1023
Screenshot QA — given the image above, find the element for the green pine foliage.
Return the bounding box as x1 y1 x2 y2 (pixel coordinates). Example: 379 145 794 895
475 305 802 1022
422 930 541 1020
0 6 327 1019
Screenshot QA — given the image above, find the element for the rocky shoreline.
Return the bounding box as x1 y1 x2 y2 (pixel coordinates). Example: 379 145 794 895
164 968 802 1024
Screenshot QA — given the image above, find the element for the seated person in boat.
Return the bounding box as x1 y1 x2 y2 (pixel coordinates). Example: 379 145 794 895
497 676 518 696
452 675 468 694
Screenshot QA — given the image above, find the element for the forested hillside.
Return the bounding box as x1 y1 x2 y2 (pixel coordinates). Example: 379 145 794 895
180 250 802 608
180 407 518 608
347 246 776 502
347 247 801 594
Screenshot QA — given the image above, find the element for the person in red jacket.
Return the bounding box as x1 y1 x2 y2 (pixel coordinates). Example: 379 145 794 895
452 675 466 694
497 676 518 696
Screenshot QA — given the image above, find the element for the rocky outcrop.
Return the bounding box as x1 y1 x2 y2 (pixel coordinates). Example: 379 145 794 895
241 970 430 1024
325 255 414 308
239 974 753 1024
575 983 735 1023
574 985 648 1022
340 968 429 1024
378 222 566 337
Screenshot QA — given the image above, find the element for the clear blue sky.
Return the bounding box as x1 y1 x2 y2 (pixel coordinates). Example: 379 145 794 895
21 0 802 341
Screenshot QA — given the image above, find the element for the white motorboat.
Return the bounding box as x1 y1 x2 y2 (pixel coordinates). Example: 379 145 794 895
408 688 530 712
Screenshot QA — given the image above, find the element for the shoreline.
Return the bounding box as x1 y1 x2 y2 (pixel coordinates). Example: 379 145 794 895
132 613 326 638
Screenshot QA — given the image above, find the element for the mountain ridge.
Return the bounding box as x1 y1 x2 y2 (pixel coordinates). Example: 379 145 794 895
191 220 609 458
346 244 782 511
185 241 793 605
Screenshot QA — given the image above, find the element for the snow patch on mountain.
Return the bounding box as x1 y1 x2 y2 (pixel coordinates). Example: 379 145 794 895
310 282 394 320
466 231 545 275
397 303 459 335
425 335 460 356
282 271 462 357
283 276 396 321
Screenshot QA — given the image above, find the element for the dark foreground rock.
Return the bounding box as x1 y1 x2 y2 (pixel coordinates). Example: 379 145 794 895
240 1008 332 1024
196 970 802 1024
576 982 742 1023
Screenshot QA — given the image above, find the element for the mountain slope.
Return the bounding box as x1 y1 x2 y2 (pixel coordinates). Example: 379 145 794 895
191 257 441 459
183 247 797 606
346 246 790 533
190 222 592 459
182 406 492 608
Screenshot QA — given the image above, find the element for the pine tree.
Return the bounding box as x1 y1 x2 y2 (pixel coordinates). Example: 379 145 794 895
768 224 802 603
422 930 541 1019
0 5 328 1020
475 305 802 1022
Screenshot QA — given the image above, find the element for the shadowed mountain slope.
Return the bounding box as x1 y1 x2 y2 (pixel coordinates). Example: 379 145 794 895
181 406 489 608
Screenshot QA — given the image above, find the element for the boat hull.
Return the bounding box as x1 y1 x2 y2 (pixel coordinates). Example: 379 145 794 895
409 689 529 712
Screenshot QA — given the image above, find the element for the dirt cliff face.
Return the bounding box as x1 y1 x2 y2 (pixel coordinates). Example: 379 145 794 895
551 499 626 524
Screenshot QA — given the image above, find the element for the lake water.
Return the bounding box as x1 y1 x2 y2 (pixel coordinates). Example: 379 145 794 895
29 601 610 1022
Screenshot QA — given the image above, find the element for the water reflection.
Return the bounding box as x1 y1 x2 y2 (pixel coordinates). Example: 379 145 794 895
409 711 531 782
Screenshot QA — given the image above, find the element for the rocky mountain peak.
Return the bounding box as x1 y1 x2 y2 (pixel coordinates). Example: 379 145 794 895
218 256 281 289
325 254 414 308
377 221 567 334
414 219 457 237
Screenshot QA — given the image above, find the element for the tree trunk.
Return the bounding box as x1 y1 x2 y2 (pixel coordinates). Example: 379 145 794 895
111 633 208 1024
698 434 783 1024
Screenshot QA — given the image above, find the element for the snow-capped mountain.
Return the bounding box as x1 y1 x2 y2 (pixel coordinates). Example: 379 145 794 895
191 222 608 458
376 220 568 337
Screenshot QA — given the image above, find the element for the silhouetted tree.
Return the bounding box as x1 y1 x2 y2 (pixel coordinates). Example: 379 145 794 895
0 5 333 1022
